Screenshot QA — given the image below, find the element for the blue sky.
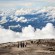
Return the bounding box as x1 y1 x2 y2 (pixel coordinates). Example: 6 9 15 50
0 0 55 9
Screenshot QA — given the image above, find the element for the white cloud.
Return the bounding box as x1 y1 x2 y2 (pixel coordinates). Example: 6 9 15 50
36 23 55 39
15 8 38 15
0 16 7 24
17 17 27 23
36 7 55 22
0 23 55 43
0 28 15 43
46 7 55 20
15 8 30 15
9 24 21 29
11 16 28 23
22 25 35 39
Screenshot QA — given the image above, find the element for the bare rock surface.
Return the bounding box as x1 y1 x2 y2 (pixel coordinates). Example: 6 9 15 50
0 39 55 55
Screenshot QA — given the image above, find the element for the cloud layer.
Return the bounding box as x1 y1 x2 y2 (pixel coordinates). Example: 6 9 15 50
0 7 55 24
0 23 55 43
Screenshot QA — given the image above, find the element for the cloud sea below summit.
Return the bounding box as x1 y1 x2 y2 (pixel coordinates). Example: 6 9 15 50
0 7 55 43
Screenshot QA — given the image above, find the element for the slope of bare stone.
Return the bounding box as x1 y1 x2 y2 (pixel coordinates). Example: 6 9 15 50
0 39 55 55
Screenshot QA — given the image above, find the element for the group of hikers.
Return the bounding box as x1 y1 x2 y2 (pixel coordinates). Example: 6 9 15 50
18 42 27 48
17 40 41 48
